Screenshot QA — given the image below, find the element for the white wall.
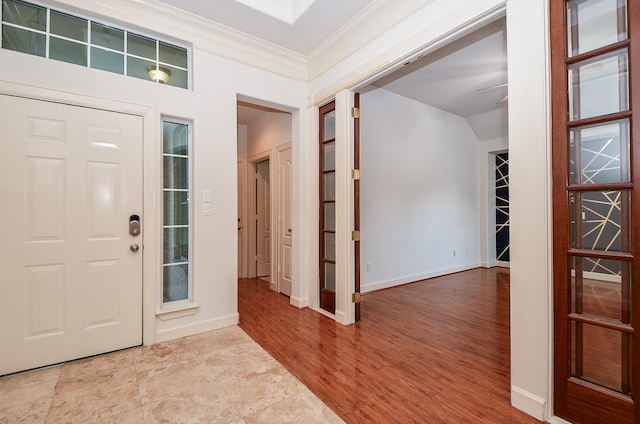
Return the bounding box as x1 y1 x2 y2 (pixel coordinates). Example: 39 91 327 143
0 13 307 343
360 88 481 292
245 112 292 158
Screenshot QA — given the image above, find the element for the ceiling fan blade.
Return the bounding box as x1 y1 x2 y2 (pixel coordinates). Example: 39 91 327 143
496 95 508 105
476 83 508 94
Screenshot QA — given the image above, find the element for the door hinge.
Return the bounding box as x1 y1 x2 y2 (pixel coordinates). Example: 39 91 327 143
351 169 360 180
352 230 360 241
352 292 361 303
351 107 360 118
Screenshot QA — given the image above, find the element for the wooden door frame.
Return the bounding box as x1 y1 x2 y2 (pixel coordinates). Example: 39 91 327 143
551 0 640 421
0 81 157 346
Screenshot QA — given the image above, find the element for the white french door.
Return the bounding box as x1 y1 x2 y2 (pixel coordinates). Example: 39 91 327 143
0 95 143 375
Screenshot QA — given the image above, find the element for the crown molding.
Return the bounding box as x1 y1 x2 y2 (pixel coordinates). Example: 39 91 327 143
306 0 435 82
310 0 505 105
45 0 308 81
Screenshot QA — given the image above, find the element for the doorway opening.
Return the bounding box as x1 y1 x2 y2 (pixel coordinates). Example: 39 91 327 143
236 98 293 297
355 16 508 295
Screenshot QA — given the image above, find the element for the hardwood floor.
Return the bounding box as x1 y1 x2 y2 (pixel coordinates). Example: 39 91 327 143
238 267 542 423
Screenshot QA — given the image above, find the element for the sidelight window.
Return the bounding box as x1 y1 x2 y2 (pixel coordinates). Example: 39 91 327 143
162 120 191 304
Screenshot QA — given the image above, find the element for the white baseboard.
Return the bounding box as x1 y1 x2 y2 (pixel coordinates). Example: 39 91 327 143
154 313 239 343
480 261 510 268
290 295 308 308
361 263 481 293
548 417 572 424
511 386 546 421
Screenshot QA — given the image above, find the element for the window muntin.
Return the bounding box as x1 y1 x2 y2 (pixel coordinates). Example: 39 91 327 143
162 120 191 304
1 0 189 89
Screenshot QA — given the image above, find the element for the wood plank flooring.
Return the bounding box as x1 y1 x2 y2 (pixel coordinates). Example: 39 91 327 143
238 267 542 423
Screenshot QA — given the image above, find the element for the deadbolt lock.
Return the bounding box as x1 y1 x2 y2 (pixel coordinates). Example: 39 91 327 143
129 214 141 236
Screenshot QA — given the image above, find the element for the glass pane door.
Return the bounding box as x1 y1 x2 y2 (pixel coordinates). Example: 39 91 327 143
552 0 639 421
319 102 336 314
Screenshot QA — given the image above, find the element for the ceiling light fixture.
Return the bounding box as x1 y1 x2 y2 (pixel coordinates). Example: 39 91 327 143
147 66 171 84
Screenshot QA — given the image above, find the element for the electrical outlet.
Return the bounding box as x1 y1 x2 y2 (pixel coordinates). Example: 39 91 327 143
367 263 373 272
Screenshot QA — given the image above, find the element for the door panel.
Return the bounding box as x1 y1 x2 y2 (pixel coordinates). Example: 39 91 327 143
256 160 270 277
319 102 336 314
0 95 143 375
552 0 640 421
279 148 292 295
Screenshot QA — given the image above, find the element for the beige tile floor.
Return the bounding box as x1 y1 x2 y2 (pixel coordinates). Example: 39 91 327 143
0 326 344 424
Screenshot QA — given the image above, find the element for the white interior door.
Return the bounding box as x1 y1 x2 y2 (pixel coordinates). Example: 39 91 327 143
0 95 143 375
237 161 245 278
255 160 270 277
278 148 292 295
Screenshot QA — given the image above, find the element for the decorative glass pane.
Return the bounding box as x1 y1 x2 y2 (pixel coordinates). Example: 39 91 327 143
570 119 630 184
50 10 87 42
571 321 627 393
50 37 87 66
90 47 124 74
163 66 188 89
163 121 188 155
126 56 155 82
567 0 627 57
159 41 187 68
324 203 335 231
323 172 335 201
127 32 155 59
323 142 335 171
569 49 629 120
571 257 629 321
1 25 44 56
163 227 189 264
324 262 336 291
163 191 189 226
163 264 188 302
570 190 628 252
324 232 335 261
323 110 336 141
163 156 189 190
91 22 123 51
2 0 45 30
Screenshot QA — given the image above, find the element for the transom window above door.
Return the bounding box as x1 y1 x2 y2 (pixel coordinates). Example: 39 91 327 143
1 0 189 88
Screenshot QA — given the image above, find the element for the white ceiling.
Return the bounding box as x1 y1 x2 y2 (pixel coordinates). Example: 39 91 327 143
371 18 507 119
156 0 373 54
169 0 507 136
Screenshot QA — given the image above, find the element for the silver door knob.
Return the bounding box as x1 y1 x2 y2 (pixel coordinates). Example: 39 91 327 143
130 243 140 253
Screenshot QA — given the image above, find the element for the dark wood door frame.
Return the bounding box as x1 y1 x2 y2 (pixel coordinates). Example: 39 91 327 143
551 1 640 422
319 101 336 314
354 92 361 321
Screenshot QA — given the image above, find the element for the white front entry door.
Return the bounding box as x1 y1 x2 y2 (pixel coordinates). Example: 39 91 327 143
0 95 143 375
